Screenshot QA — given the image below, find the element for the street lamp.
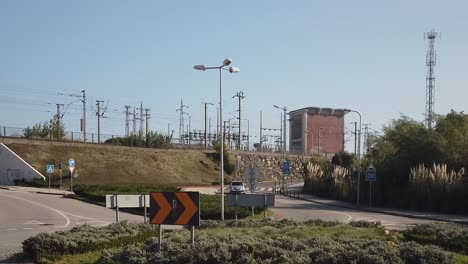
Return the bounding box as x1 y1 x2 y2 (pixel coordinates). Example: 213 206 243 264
274 105 287 191
194 59 240 220
344 108 362 208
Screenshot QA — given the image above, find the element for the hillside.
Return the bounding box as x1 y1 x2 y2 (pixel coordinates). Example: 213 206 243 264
5 140 220 186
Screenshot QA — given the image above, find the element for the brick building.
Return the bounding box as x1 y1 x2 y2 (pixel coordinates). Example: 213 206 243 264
289 107 346 155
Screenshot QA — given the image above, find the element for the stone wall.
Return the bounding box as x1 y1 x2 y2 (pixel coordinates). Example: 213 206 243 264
234 153 307 181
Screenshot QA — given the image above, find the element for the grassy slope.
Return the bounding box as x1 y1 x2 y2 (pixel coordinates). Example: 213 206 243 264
6 142 220 186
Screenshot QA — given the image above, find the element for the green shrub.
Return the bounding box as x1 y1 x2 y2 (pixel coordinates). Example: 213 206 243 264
348 220 382 228
22 222 158 263
308 237 402 264
399 241 456 264
403 223 468 254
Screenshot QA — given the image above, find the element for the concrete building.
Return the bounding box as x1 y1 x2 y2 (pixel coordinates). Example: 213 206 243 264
289 107 346 155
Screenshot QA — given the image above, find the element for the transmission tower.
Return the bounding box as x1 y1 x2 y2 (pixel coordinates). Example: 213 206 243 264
232 91 245 150
132 107 138 135
137 102 144 134
176 99 188 143
425 29 439 129
124 105 131 137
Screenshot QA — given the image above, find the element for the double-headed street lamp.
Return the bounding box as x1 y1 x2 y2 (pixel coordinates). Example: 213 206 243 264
344 108 362 208
194 59 240 220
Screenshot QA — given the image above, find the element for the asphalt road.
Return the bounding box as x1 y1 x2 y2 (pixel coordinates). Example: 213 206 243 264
271 195 435 229
0 188 144 261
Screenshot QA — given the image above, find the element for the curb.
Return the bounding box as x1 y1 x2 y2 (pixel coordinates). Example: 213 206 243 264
281 193 468 226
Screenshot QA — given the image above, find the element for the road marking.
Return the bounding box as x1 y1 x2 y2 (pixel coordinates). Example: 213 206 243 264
39 227 50 229
7 229 17 231
276 198 354 222
23 228 33 230
0 193 71 228
24 220 46 225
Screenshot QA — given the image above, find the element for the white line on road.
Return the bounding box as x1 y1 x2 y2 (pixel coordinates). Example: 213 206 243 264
6 229 17 231
23 228 33 230
0 193 71 228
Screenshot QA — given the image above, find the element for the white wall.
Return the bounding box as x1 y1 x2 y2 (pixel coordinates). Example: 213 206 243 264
0 143 46 185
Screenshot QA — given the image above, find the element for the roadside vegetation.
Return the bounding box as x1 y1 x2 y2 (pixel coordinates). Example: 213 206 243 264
22 220 468 264
302 111 468 214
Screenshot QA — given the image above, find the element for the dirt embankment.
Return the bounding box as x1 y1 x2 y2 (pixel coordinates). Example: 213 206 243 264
5 140 220 186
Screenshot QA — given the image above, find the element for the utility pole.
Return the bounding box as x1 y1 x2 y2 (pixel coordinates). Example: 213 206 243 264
137 102 144 135
232 92 245 150
201 102 213 149
352 122 357 155
132 107 138 135
56 104 64 140
124 105 131 137
96 100 104 143
144 108 150 139
363 124 371 155
176 99 188 144
260 111 262 151
273 105 288 156
81 90 86 143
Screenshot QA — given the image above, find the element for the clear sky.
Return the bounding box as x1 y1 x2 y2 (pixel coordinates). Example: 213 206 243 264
1 0 467 151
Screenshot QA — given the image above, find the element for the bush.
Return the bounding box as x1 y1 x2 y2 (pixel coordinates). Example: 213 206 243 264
308 237 402 264
399 241 456 264
23 222 158 263
403 223 468 254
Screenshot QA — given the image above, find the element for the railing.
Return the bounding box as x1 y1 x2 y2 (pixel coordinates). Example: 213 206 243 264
0 126 122 144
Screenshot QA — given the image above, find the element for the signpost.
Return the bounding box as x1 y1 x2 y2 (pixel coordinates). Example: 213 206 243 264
106 194 149 223
243 165 260 194
68 159 75 192
149 192 200 249
46 164 54 192
366 164 376 207
227 193 275 220
282 160 291 191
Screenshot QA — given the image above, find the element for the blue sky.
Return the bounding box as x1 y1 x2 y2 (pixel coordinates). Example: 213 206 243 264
1 0 467 150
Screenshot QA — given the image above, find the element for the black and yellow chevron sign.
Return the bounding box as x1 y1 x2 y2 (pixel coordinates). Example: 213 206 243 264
149 192 200 226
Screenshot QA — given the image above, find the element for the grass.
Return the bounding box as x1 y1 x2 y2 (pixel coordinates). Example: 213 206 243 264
456 254 468 264
55 251 102 264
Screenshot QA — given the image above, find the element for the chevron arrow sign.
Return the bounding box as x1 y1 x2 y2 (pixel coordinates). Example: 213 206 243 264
149 192 200 226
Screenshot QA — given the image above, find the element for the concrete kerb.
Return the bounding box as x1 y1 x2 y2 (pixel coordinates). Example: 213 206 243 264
281 192 468 226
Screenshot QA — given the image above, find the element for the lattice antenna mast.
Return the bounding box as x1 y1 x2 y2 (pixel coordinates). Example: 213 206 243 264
176 99 189 143
425 29 438 129
124 105 131 137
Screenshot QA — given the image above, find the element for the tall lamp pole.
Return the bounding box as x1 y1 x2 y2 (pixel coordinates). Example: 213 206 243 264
194 59 240 220
344 109 362 207
274 105 287 191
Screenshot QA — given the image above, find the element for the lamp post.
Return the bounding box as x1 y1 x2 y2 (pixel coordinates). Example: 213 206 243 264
194 59 240 220
274 105 287 191
344 109 362 208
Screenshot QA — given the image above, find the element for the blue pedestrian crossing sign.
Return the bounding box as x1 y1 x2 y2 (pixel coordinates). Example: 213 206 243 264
366 164 376 182
68 159 75 168
283 161 291 175
46 164 55 174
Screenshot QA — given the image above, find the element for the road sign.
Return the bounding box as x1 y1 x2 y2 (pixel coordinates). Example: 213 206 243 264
68 159 75 168
46 164 54 174
367 164 376 182
227 193 275 207
243 165 261 193
149 192 200 226
283 161 291 175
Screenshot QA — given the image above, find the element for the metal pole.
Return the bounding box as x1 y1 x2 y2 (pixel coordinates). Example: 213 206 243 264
48 174 51 192
354 122 357 155
191 226 195 247
82 90 86 143
115 194 120 223
204 103 208 148
158 224 162 250
357 112 362 208
283 107 287 155
247 119 250 151
369 182 372 207
143 194 147 223
60 168 62 189
260 111 262 151
70 168 73 192
219 68 225 221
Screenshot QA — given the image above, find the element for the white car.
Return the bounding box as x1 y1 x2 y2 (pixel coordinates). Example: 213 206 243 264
229 181 245 194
